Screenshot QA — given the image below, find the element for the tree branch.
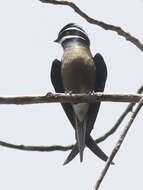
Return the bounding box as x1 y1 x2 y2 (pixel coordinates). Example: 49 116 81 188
0 92 142 105
96 86 143 143
95 97 143 190
0 140 73 152
0 86 143 152
39 0 143 52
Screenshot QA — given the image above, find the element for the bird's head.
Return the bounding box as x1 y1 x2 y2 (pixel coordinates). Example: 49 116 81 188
54 23 90 48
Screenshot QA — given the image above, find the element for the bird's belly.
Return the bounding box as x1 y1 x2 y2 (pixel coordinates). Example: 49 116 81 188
61 58 96 93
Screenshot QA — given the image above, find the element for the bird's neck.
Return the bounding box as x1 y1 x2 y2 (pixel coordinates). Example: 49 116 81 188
62 43 92 61
62 39 89 49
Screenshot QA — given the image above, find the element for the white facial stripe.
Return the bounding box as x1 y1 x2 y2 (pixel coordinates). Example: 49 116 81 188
62 27 87 35
59 35 86 44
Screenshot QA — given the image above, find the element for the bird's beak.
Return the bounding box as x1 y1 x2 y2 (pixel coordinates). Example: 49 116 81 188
54 38 59 43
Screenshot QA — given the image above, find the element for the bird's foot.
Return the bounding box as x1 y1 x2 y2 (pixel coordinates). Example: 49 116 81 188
45 92 53 97
65 91 73 95
89 90 96 95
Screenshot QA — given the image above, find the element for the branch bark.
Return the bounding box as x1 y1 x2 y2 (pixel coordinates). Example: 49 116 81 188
39 0 143 52
0 86 143 152
0 92 142 105
0 140 73 152
95 97 143 190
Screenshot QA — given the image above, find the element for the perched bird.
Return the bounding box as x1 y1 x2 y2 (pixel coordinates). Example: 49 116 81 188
51 23 108 165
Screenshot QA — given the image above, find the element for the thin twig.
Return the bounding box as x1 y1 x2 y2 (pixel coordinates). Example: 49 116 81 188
96 86 143 143
39 0 143 51
0 102 135 151
0 92 142 105
0 101 137 152
0 140 73 151
95 97 143 190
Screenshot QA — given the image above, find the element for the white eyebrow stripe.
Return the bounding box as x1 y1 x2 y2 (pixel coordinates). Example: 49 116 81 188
63 27 87 34
60 27 88 36
59 35 86 44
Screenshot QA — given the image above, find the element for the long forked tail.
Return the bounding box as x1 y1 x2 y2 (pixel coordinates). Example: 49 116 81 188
63 144 79 165
86 136 108 162
63 135 110 165
75 118 86 163
63 116 86 165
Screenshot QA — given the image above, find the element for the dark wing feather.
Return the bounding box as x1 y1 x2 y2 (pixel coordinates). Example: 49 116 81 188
51 59 78 165
50 59 74 126
94 53 107 92
86 53 107 136
84 53 108 162
50 59 64 93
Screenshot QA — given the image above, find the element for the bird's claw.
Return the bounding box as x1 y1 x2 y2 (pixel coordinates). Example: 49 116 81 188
65 91 73 95
45 92 53 97
89 90 96 95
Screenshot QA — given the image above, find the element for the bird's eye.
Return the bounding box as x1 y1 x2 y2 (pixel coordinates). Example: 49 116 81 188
66 31 70 35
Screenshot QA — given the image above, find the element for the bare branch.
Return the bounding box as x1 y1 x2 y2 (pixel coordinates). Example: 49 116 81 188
96 86 143 143
0 140 73 151
0 92 142 105
39 0 143 51
95 97 143 190
0 87 142 153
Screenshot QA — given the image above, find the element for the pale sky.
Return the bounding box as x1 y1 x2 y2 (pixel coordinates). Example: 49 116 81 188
0 0 143 189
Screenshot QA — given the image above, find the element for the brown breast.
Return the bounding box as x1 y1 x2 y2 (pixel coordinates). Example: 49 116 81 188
61 44 96 93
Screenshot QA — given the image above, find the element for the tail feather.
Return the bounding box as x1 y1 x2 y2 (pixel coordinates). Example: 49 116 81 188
86 136 108 162
63 144 79 165
75 118 86 162
63 135 111 165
